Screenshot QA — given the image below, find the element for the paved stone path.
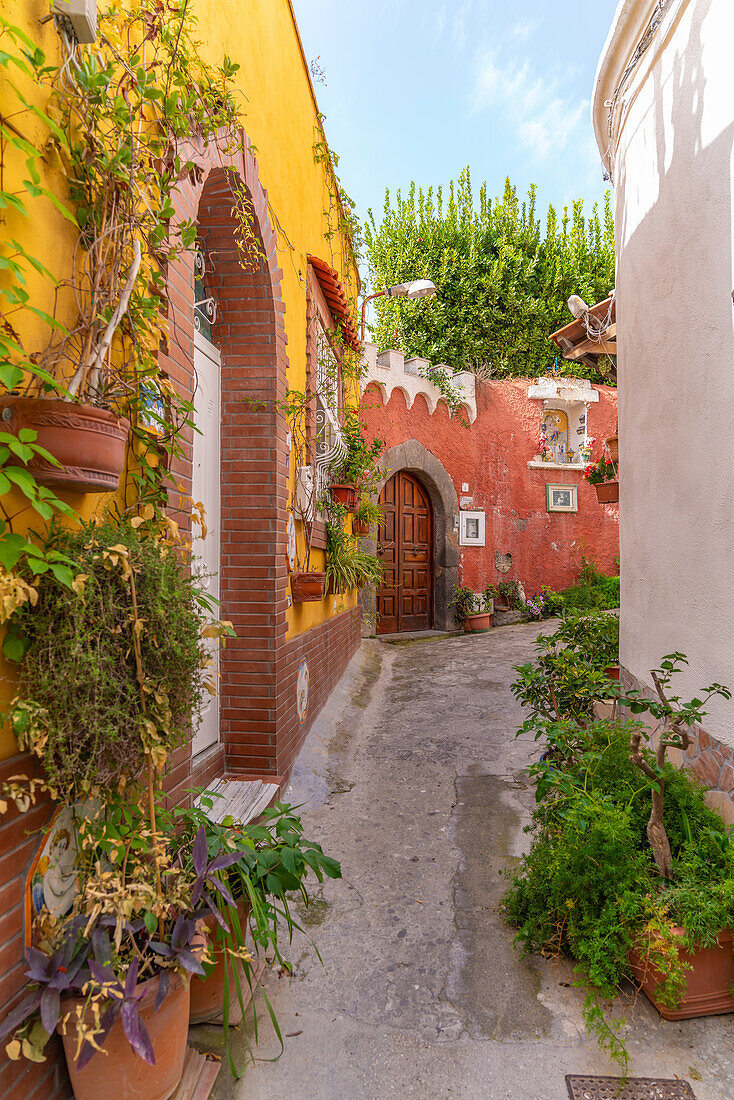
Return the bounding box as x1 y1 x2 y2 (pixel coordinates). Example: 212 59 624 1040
196 626 732 1100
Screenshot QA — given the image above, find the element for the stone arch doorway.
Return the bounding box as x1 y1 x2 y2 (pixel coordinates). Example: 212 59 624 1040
377 471 433 634
361 441 459 634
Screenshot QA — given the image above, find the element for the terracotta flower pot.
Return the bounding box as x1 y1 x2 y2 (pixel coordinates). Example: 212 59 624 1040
0 396 129 493
604 665 620 681
628 927 734 1020
605 435 619 463
464 612 492 634
330 483 358 510
291 571 326 602
352 520 370 537
594 481 619 503
60 971 189 1100
190 902 259 1026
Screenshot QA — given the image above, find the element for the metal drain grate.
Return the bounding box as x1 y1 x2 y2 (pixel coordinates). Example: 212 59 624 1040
566 1077 696 1100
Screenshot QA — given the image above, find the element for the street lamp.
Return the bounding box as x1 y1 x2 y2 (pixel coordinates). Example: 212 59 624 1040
360 279 437 342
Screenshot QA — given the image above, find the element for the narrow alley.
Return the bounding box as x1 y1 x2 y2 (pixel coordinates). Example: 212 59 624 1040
200 627 732 1100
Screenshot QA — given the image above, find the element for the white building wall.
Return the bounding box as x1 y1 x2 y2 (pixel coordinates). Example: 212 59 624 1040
593 0 734 749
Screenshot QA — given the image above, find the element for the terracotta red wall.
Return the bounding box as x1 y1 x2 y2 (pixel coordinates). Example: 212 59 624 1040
361 378 619 598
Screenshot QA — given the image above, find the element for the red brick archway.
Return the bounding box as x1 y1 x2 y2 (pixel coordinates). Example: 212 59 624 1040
161 134 290 794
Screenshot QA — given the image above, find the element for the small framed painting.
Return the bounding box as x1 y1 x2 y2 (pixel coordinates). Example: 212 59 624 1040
546 484 578 513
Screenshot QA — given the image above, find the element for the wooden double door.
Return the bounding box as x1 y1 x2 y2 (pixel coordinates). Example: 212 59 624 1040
377 471 433 634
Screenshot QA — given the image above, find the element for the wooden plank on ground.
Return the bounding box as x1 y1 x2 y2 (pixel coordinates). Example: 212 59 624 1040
195 778 281 826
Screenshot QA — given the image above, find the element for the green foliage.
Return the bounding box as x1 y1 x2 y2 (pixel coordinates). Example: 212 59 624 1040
512 618 619 728
365 171 615 379
325 520 382 594
5 519 215 798
353 495 381 528
419 364 469 423
0 5 254 582
535 559 620 617
505 634 734 1069
170 796 342 1076
330 408 384 488
451 584 491 624
486 579 524 610
584 456 617 485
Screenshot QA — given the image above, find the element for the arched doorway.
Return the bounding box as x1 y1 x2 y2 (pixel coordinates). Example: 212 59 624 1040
377 471 433 633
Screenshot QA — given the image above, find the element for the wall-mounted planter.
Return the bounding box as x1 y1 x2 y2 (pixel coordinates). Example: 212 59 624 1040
60 971 189 1100
594 481 619 503
628 928 734 1020
0 396 129 493
464 611 492 633
353 520 370 537
605 435 619 463
291 571 326 602
330 483 358 511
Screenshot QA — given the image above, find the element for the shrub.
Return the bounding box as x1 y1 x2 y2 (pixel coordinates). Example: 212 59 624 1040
5 519 216 798
505 635 734 1071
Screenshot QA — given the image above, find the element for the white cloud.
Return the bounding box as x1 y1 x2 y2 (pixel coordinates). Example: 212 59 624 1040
472 50 589 162
508 19 536 43
431 3 447 41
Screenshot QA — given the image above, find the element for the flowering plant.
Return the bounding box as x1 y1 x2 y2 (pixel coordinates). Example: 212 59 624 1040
583 456 617 485
578 436 595 460
537 433 553 462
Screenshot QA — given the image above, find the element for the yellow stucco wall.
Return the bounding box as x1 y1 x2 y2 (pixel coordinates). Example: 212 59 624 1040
0 0 361 757
196 0 360 638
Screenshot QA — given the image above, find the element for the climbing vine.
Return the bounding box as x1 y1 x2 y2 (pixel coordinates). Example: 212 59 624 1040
0 1 260 598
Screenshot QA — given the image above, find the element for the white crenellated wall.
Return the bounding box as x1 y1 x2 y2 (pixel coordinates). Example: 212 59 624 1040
361 342 478 423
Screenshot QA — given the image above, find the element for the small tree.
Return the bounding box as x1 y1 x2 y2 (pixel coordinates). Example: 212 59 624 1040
625 654 731 878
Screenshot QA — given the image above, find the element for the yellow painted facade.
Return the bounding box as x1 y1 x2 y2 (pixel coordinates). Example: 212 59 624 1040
0 0 361 758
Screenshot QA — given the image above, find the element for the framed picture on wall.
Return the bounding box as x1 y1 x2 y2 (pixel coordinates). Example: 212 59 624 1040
546 484 578 513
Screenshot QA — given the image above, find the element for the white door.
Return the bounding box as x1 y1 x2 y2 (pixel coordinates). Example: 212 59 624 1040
192 330 221 756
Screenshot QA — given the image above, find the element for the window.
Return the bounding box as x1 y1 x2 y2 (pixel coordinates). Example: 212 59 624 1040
459 510 486 546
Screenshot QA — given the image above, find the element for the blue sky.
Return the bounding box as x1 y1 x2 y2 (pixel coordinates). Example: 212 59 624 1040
293 0 619 275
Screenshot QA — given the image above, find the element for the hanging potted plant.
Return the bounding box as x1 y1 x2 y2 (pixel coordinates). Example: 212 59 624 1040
325 520 382 595
329 409 383 513
0 0 252 497
605 434 619 464
451 585 494 633
281 391 327 602
584 456 619 503
352 496 381 537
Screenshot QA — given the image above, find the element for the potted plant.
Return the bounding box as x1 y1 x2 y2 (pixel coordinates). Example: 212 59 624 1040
584 455 618 503
329 409 383 512
506 629 734 1073
352 496 381 537
281 390 327 603
605 434 619 463
451 585 493 633
0 795 256 1099
173 796 341 1062
578 435 595 463
325 520 382 594
0 4 250 498
0 510 243 1095
486 579 524 613
537 432 553 462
